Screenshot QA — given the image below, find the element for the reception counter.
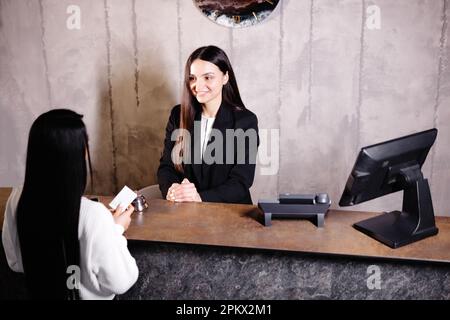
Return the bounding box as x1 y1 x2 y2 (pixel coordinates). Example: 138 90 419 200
1 188 449 299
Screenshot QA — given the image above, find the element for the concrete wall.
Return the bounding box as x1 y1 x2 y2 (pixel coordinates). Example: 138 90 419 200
1 0 449 216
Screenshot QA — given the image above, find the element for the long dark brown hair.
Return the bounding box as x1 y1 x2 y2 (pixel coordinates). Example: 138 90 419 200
17 109 93 300
175 45 246 171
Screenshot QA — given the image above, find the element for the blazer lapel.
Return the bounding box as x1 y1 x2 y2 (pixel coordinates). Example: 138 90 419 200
201 102 234 183
189 109 203 185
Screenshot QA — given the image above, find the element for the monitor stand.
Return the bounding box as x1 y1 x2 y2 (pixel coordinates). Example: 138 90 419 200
353 176 439 248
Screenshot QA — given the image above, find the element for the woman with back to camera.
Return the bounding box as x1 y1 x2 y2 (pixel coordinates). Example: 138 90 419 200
157 45 259 204
2 109 138 300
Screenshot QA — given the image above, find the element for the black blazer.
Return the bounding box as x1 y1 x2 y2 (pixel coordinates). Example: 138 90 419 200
157 103 259 204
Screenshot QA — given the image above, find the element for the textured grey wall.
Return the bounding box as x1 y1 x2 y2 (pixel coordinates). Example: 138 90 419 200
1 0 449 216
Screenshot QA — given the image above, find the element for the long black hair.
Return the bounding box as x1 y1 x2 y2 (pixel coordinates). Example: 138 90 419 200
176 45 245 171
16 109 93 299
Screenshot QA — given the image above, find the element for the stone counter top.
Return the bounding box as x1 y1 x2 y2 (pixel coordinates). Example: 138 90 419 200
2 188 450 264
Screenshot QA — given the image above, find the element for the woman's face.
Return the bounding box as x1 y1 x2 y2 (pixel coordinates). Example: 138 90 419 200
189 59 228 106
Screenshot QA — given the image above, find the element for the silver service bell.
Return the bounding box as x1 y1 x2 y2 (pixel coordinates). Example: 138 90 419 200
132 194 148 213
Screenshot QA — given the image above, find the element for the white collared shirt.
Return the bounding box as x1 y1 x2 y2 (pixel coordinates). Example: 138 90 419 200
200 115 215 160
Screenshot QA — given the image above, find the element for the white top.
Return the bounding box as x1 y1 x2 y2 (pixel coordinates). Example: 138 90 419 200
2 187 139 300
200 115 215 160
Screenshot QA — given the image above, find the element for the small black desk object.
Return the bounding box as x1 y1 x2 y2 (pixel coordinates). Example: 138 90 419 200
258 193 331 227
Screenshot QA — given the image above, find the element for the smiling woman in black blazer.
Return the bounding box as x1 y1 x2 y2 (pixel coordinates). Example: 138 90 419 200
157 45 259 204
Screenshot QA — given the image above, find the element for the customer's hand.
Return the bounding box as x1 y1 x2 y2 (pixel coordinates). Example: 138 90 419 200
113 204 134 231
170 178 202 202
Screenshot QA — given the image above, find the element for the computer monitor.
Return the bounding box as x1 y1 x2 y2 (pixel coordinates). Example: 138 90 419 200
339 128 439 248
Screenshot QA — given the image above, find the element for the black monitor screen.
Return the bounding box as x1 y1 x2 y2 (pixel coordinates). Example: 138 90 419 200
338 128 439 248
339 128 437 207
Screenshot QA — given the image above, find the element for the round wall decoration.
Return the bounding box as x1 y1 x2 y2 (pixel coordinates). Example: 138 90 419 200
193 0 280 28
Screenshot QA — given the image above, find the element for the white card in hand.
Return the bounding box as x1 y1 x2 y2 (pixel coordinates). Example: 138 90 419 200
109 186 137 212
